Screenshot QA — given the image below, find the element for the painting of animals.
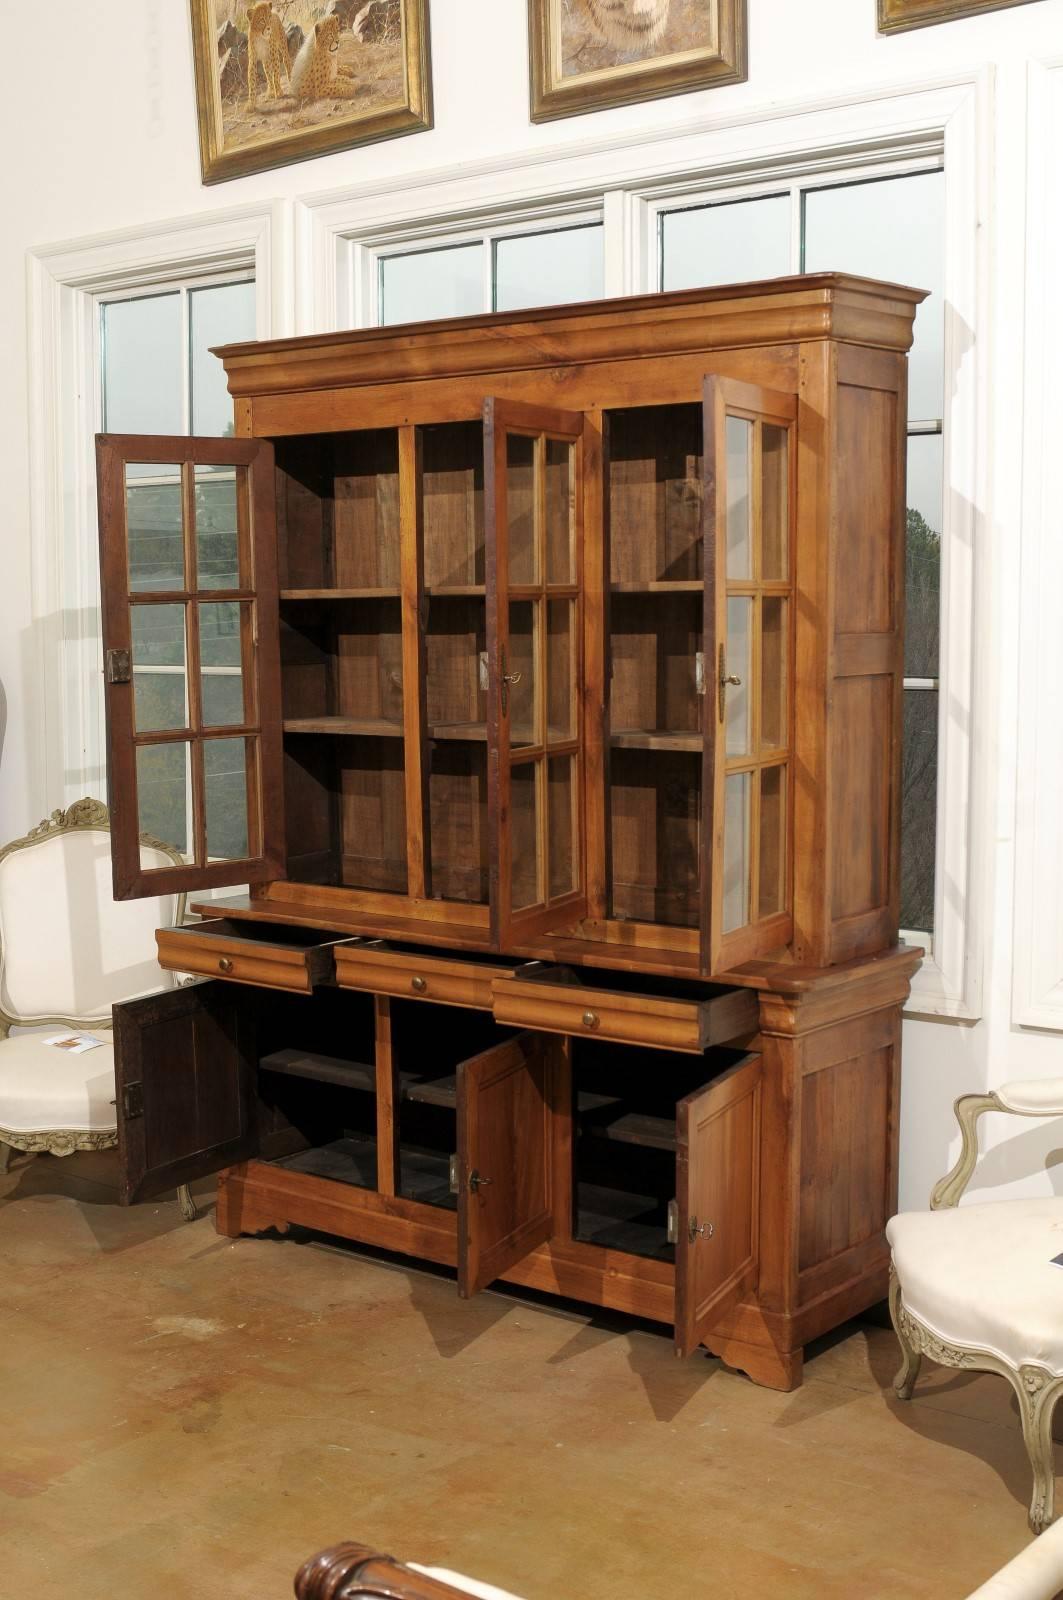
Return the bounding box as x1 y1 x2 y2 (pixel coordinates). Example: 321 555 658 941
529 0 746 121
189 0 432 183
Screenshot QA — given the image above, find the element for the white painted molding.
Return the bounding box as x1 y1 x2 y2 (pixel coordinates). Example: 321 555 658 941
1012 59 1063 1030
24 202 285 823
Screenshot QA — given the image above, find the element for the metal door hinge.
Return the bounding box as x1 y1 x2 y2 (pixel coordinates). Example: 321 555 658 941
479 651 490 693
122 1082 144 1121
106 648 131 685
695 651 706 697
449 1153 460 1195
666 1199 679 1246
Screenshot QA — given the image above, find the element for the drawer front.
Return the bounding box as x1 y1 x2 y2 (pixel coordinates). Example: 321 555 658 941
156 924 338 994
491 976 759 1053
334 944 514 1010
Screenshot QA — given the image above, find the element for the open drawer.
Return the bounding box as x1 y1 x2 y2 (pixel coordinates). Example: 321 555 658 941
335 940 535 1012
156 918 356 994
491 964 759 1053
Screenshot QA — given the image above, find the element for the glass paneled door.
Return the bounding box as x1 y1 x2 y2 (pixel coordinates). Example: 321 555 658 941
484 399 587 948
701 379 797 974
97 434 284 899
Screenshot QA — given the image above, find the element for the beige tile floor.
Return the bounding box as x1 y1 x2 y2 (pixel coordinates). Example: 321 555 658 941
0 1150 1049 1600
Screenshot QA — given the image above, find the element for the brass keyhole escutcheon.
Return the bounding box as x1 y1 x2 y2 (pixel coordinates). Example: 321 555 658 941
411 976 427 993
218 957 234 974
582 1011 599 1029
469 1169 492 1194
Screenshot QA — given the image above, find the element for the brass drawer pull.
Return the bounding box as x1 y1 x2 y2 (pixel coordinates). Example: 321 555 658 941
582 1011 599 1029
218 957 234 974
411 975 427 994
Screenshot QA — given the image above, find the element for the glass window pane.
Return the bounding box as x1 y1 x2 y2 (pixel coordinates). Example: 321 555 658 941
198 602 247 727
761 597 786 751
132 604 187 732
494 225 604 313
195 466 242 590
758 766 786 919
803 171 945 420
205 737 250 860
726 417 752 578
190 281 255 438
102 294 182 453
548 754 576 901
723 771 751 934
126 465 184 592
661 196 791 292
725 597 751 757
761 423 789 579
508 600 536 749
901 688 938 934
905 434 943 679
507 433 538 585
545 439 574 584
547 599 575 743
380 243 484 326
136 742 189 857
510 761 542 912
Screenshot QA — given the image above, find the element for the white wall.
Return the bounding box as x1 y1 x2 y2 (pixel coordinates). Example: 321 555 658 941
2 0 1062 1211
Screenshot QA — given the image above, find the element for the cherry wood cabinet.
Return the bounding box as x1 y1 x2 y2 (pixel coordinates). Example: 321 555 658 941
98 276 924 1390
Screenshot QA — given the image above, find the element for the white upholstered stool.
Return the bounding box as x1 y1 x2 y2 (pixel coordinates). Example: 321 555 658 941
888 1080 1063 1534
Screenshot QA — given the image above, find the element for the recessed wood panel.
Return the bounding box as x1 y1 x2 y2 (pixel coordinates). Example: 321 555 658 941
829 676 891 921
799 1044 891 1271
834 385 896 636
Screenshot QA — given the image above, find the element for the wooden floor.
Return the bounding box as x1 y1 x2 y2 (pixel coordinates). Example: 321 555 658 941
0 1150 1049 1599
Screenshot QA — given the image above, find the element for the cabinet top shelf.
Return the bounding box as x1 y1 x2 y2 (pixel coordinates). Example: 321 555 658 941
281 588 400 601
284 717 405 738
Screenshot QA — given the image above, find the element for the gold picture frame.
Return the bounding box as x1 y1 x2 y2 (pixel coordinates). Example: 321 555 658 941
189 0 433 185
878 0 1041 31
528 0 747 124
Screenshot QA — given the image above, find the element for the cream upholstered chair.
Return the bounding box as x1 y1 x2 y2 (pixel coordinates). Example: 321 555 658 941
888 1081 1063 1535
0 797 192 1213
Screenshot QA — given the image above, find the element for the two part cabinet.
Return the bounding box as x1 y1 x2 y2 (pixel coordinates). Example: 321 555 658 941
98 275 924 1391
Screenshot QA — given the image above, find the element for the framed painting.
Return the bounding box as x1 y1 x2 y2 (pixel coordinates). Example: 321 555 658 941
190 0 432 184
528 0 747 123
878 0 1042 29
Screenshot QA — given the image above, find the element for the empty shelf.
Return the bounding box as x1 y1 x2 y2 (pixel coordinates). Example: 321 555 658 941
610 729 702 753
280 588 401 600
283 717 405 737
610 580 703 594
577 1090 676 1151
260 1048 456 1109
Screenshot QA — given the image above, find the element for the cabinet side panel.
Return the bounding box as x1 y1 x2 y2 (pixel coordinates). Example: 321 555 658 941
829 675 891 920
834 386 896 634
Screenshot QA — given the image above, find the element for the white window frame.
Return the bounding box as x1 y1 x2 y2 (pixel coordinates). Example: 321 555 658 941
299 74 987 1019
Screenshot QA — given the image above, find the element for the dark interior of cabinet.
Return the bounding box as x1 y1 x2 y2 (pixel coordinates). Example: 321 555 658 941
422 422 485 590
608 748 701 928
609 592 703 743
606 404 703 587
283 733 408 894
275 431 400 593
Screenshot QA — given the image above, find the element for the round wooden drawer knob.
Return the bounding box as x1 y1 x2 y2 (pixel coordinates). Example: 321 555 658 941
582 1011 599 1029
218 957 234 974
411 976 428 994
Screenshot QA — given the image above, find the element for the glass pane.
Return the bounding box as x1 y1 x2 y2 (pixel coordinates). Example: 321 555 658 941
507 433 538 585
758 766 786 919
547 599 575 743
102 294 181 456
136 742 189 856
661 196 791 292
725 597 751 758
803 171 945 420
132 604 186 732
761 597 787 751
198 602 247 727
725 417 752 579
190 280 256 439
380 243 484 326
510 762 542 912
761 424 789 580
906 433 943 679
126 465 184 592
548 754 576 901
901 687 938 934
545 439 574 584
195 466 242 590
494 225 604 313
722 771 751 935
205 737 250 860
508 600 536 749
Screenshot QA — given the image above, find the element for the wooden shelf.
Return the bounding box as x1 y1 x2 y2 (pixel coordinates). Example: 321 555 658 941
429 722 487 743
280 588 401 600
261 1048 457 1108
283 717 405 738
577 1090 676 1152
610 581 703 594
610 729 702 753
426 585 486 598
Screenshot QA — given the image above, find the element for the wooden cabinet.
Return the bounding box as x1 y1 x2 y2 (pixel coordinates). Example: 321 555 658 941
97 276 925 1390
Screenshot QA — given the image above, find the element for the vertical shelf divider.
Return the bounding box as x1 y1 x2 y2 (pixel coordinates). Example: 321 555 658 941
400 425 430 900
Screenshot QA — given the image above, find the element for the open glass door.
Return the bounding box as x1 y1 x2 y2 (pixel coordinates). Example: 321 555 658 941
674 1052 762 1358
484 399 587 949
701 379 798 975
97 434 284 899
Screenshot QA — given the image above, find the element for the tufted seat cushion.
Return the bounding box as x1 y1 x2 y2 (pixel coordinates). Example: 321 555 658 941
0 1031 117 1136
888 1198 1063 1373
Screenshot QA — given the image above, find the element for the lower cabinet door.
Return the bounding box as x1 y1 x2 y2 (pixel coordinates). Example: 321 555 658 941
456 1031 559 1298
112 981 260 1204
674 1052 763 1358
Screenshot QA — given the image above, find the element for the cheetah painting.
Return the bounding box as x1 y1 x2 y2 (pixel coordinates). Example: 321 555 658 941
190 0 432 182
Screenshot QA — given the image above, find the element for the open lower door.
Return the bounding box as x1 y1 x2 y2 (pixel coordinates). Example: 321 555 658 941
701 378 798 975
112 981 259 1204
675 1052 762 1358
456 1030 557 1297
484 398 589 950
